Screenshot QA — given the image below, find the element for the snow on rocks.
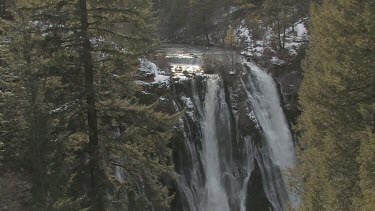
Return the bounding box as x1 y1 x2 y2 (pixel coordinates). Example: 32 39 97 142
138 57 204 87
271 56 285 65
180 96 194 109
49 101 76 114
166 53 204 76
237 18 309 64
284 20 308 55
139 59 170 85
237 24 252 46
295 22 308 40
236 24 273 58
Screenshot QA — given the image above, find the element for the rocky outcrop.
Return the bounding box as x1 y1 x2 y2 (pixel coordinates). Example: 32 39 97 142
246 159 272 211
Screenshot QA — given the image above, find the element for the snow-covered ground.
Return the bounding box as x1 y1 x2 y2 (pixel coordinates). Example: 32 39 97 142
236 18 309 64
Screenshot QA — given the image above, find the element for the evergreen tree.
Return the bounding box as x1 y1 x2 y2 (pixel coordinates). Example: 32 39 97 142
264 0 298 50
0 6 62 208
224 25 239 49
1 0 176 210
294 1 375 210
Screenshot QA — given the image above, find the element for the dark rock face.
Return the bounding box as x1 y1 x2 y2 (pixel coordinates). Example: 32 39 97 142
263 47 306 127
246 159 272 211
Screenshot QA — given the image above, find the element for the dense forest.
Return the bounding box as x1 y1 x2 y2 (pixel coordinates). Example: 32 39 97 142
0 0 373 211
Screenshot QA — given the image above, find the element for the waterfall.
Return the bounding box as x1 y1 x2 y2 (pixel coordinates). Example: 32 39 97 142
169 48 296 211
241 62 296 210
243 62 295 169
201 76 231 211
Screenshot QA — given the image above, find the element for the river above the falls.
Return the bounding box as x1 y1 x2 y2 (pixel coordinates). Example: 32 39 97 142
157 44 242 76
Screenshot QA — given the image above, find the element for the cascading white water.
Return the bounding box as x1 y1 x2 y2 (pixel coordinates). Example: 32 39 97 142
244 62 295 169
242 62 297 209
200 77 231 211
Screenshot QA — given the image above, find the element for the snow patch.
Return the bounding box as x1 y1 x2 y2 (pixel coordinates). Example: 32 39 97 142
154 74 170 83
271 57 285 65
247 110 257 123
139 59 170 84
295 22 308 40
49 101 75 114
237 25 252 44
237 19 308 64
181 96 194 109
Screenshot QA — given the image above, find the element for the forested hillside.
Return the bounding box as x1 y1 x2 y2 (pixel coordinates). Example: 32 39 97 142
153 0 310 47
0 0 374 211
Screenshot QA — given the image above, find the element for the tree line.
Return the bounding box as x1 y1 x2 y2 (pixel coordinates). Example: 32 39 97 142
155 0 311 49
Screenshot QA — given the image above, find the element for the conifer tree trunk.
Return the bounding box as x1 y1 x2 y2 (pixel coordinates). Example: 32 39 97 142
202 5 210 46
24 34 48 209
1 0 4 12
277 19 283 50
0 0 6 17
283 25 286 49
78 0 103 210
